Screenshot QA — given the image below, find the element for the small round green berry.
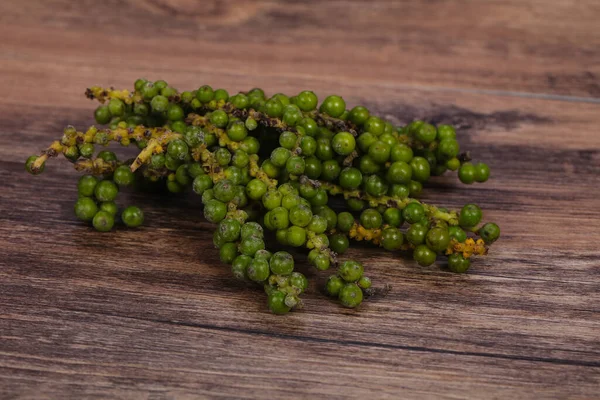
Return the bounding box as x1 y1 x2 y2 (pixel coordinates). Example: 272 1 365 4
167 139 189 161
320 95 346 118
406 223 428 246
449 226 468 243
413 245 437 266
402 202 425 224
268 291 291 315
210 110 229 128
289 272 308 293
436 139 460 161
339 167 362 190
108 98 125 117
232 255 252 280
92 210 114 232
381 227 404 251
458 162 476 184
74 197 98 222
410 157 431 182
383 208 403 227
246 179 268 201
218 219 241 242
214 89 229 101
239 236 265 256
474 163 491 183
447 157 461 171
329 233 350 254
368 141 391 164
338 260 364 282
100 201 118 216
204 199 227 223
437 124 456 140
113 165 134 186
286 226 307 247
94 180 118 202
141 82 159 100
79 143 94 159
97 150 117 163
426 228 451 252
269 207 290 230
479 222 500 244
247 259 270 282
77 175 98 197
459 204 483 229
326 275 345 297
150 95 169 113
296 90 318 111
360 208 382 229
357 276 372 289
219 242 239 264
286 156 305 175
306 215 328 234
349 106 370 125
241 222 263 240
408 180 423 197
94 106 111 124
390 143 413 163
364 116 385 135
339 283 363 308
448 253 471 273
415 123 437 144
331 131 356 156
193 175 213 195
120 205 144 228
386 161 412 184
196 85 214 103
270 251 294 275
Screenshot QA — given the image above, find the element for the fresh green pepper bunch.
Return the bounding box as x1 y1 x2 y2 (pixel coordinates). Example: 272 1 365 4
25 79 500 314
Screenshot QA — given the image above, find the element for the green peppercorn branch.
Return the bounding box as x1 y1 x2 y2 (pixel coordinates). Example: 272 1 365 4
25 78 501 314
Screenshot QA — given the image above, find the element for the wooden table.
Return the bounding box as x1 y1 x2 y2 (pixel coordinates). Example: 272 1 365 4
1 1 599 398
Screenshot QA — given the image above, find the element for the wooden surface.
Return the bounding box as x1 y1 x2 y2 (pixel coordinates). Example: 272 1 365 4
1 1 599 399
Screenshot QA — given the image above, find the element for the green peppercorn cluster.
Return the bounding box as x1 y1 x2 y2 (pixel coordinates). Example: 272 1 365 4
25 79 501 315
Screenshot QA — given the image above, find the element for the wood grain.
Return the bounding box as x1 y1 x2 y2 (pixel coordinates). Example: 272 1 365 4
1 0 600 100
1 1 600 399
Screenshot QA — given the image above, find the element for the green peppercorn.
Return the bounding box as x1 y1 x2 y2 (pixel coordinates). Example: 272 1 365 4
459 204 483 229
338 260 364 282
74 197 98 222
474 162 491 182
448 253 471 273
247 258 270 282
77 175 98 197
479 222 500 244
406 222 429 246
339 167 362 190
458 162 476 184
426 228 450 252
232 255 252 280
381 227 404 251
113 165 134 187
449 225 468 243
413 245 437 266
383 208 403 227
339 283 363 308
204 199 227 223
94 180 118 202
270 251 294 275
286 226 307 247
326 275 345 297
268 290 291 314
320 95 346 118
403 202 425 224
